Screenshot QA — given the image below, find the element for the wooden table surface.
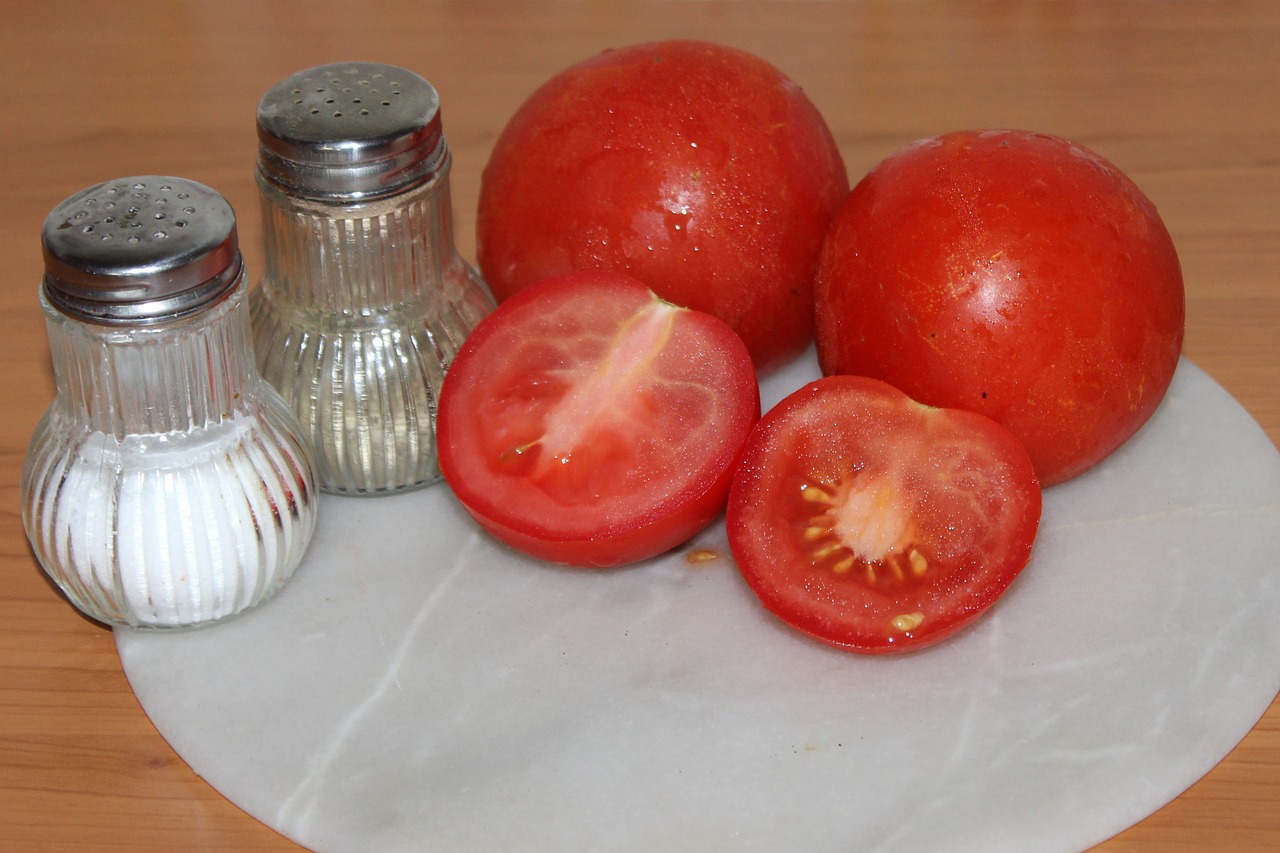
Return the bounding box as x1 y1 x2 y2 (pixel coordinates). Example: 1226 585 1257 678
2 2 1276 850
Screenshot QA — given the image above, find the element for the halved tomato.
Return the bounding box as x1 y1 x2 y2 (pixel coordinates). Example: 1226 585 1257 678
727 375 1041 653
437 271 760 568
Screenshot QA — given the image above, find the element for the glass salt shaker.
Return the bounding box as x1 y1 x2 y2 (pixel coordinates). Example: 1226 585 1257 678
250 61 495 495
21 176 319 630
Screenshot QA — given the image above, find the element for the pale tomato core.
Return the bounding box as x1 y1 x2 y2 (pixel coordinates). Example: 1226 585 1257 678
798 473 927 590
823 474 915 563
533 300 675 477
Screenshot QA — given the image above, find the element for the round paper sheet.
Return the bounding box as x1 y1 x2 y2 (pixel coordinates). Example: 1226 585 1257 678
117 355 1280 853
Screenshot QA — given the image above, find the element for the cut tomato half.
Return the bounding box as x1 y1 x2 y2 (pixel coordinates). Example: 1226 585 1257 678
438 271 760 568
727 375 1041 653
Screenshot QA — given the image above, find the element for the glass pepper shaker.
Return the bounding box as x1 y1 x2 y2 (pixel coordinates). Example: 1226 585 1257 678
250 61 495 495
21 176 319 630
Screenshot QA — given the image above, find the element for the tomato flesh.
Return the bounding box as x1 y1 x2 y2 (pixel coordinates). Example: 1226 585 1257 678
438 271 760 568
727 376 1041 653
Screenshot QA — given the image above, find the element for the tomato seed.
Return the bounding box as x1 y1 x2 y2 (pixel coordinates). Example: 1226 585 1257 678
891 612 925 632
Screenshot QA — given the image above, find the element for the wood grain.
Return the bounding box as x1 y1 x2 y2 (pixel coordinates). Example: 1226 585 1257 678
2 2 1276 850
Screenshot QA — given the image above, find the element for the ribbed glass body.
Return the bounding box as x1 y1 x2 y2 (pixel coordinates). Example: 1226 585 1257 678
250 155 494 495
21 279 319 629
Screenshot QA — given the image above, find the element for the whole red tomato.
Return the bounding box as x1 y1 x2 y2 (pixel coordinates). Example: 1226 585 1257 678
476 39 849 373
815 130 1185 486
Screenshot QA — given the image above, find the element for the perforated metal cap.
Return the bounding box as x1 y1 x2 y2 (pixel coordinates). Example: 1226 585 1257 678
256 62 447 201
41 177 243 325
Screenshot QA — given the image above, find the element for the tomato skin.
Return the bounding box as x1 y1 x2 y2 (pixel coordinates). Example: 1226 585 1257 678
815 130 1184 486
437 271 760 568
727 375 1041 654
476 39 849 374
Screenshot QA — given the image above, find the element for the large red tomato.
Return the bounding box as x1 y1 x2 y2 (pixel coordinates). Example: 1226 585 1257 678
815 130 1185 486
476 39 849 374
437 271 759 568
727 375 1041 654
